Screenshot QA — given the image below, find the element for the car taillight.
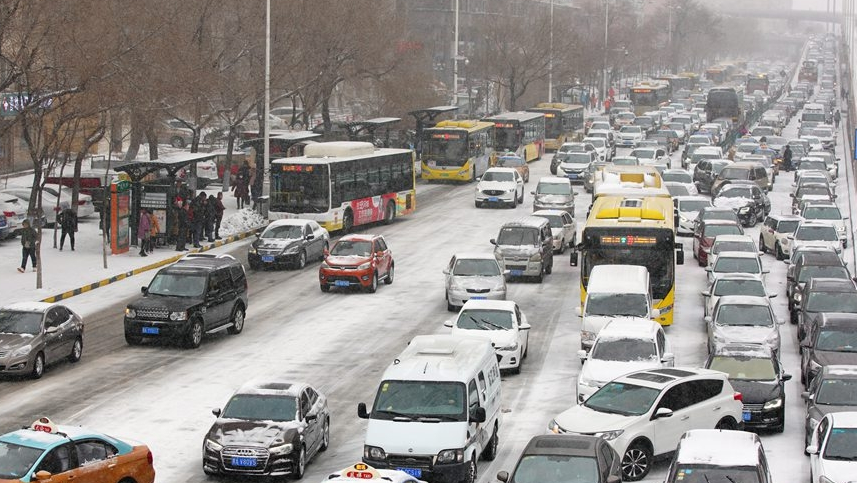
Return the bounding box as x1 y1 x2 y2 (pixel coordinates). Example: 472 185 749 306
733 392 743 402
147 450 153 465
78 200 86 205
3 211 14 217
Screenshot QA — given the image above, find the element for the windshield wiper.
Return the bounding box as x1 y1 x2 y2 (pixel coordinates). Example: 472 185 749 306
478 318 505 330
414 414 460 422
374 409 413 421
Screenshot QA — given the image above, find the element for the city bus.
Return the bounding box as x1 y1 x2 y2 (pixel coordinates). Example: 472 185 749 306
678 72 700 90
705 86 744 124
705 66 729 84
526 102 585 151
578 195 684 326
269 141 415 233
628 81 672 115
420 120 494 182
656 75 693 93
746 73 770 94
482 111 546 163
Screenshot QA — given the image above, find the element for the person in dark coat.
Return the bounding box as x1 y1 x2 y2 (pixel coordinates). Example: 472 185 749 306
137 208 150 256
190 193 206 248
17 219 37 273
233 161 251 209
214 192 225 239
204 195 216 242
175 200 188 251
58 207 78 251
782 145 793 172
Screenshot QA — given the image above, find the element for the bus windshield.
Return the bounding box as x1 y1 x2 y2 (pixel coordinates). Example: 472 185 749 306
494 127 521 151
270 164 330 214
422 136 467 166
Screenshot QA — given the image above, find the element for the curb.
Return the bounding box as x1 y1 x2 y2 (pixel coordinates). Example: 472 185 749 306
40 226 264 303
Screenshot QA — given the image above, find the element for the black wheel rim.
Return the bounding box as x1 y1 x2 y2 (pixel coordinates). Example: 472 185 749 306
234 309 244 330
622 448 648 479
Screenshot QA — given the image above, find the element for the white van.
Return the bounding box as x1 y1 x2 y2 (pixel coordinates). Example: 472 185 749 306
358 335 502 483
576 264 657 350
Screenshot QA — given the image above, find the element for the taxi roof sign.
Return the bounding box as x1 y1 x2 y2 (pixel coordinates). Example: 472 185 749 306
338 463 382 480
30 417 58 434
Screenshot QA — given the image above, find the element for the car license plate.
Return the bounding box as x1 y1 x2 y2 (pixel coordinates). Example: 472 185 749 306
232 457 257 467
262 255 275 263
511 270 524 276
471 296 487 300
742 411 752 422
396 468 422 478
142 327 159 335
488 197 499 202
568 174 578 179
334 280 350 287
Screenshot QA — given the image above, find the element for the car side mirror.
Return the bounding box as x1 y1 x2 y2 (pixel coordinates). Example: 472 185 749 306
806 445 818 455
255 231 261 238
782 373 792 381
141 286 148 295
653 407 673 419
306 233 315 240
497 471 510 483
575 306 583 317
801 391 812 400
777 317 785 325
650 308 661 318
45 326 58 334
470 407 487 423
212 408 221 417
701 290 711 297
444 320 454 328
475 177 482 182
577 349 588 362
357 402 369 419
490 238 497 245
306 414 318 422
768 292 778 298
662 352 675 364
323 248 329 257
34 471 52 481
704 316 712 323
530 191 535 195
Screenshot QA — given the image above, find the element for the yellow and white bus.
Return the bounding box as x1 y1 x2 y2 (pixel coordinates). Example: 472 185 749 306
482 111 545 163
420 120 494 182
269 141 415 233
577 195 684 326
629 81 672 116
526 103 585 151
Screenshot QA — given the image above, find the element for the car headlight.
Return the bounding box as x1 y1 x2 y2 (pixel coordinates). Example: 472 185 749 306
204 439 223 452
269 442 294 455
364 445 386 460
596 430 624 441
580 330 596 343
578 376 599 388
763 397 783 410
496 342 518 351
125 308 136 319
493 281 506 291
170 311 188 321
739 206 750 214
283 245 300 254
358 262 372 270
764 332 780 347
794 292 802 302
248 247 257 254
11 345 32 358
548 419 565 434
436 448 464 464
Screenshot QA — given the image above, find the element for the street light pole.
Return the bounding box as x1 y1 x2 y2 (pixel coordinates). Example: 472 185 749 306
263 0 270 208
453 0 460 107
602 0 609 112
549 0 554 102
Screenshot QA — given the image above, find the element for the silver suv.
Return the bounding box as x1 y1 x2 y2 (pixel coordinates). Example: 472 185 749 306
531 176 575 213
491 217 554 283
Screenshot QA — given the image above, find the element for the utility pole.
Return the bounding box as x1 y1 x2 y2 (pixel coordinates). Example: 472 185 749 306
549 0 554 102
453 0 460 108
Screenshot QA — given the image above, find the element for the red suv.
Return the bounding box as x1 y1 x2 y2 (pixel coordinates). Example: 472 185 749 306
319 234 394 293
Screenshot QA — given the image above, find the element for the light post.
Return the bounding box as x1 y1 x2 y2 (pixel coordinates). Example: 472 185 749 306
602 0 609 112
453 0 460 107
549 0 554 102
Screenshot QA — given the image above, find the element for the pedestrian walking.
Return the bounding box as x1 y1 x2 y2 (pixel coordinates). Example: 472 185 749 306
175 200 188 251
58 207 78 251
589 95 597 111
148 210 160 253
17 219 37 273
137 208 150 257
190 192 206 247
213 192 225 239
834 109 841 128
233 161 251 209
782 145 793 172
204 195 216 242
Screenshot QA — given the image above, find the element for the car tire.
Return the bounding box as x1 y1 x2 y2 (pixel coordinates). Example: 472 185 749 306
320 284 330 293
460 457 477 483
125 334 143 346
715 417 737 430
68 338 83 363
227 304 245 335
384 264 394 285
559 238 566 254
30 352 45 379
775 243 785 261
759 235 767 254
510 196 517 209
367 272 378 293
621 441 652 481
511 361 521 374
342 211 354 234
518 190 524 204
535 267 544 284
320 418 330 451
170 137 186 149
295 250 307 270
294 445 306 480
475 201 482 208
482 425 499 461
186 319 204 349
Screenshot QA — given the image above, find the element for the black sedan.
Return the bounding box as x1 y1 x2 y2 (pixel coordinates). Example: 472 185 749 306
712 183 770 227
248 219 330 270
497 435 621 483
203 380 330 479
800 313 857 386
705 343 791 432
801 364 857 446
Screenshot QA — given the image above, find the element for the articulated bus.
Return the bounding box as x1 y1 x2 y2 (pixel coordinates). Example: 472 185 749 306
420 120 494 182
482 111 546 163
526 103 585 151
269 141 415 233
628 81 672 115
578 195 684 326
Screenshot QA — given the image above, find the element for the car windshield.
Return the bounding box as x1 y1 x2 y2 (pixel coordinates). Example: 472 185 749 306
816 329 857 352
667 185 690 196
798 161 827 171
718 187 754 199
222 394 297 422
496 156 525 168
823 427 857 460
331 240 373 256
816 378 857 405
261 224 304 239
536 183 570 195
497 227 538 246
704 224 743 238
620 126 642 134
803 206 842 220
372 380 466 421
482 171 515 182
715 304 773 326
712 241 756 255
679 200 711 213
586 139 606 148
708 356 776 381
456 309 514 330
147 273 207 297
452 259 500 276
612 158 638 166
0 442 43 480
795 226 838 241
0 311 42 335
672 466 761 483
630 150 655 159
535 214 563 229
719 167 750 180
797 186 831 197
662 172 692 183
799 265 850 284
584 382 660 416
591 338 657 362
713 257 761 274
585 293 648 317
711 162 731 175
511 455 598 483
776 220 800 233
712 279 767 297
564 153 592 165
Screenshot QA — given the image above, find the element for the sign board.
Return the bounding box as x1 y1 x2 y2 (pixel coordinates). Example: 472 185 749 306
0 92 53 117
110 182 131 254
140 192 168 210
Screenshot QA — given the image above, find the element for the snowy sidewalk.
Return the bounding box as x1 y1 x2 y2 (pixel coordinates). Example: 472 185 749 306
0 187 266 306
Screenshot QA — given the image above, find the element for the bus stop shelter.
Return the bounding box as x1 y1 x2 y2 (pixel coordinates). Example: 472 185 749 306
342 117 402 147
114 152 217 247
408 106 458 155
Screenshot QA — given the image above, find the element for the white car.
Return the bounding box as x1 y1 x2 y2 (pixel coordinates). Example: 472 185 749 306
42 184 95 218
787 220 842 256
531 209 576 253
444 299 530 373
443 252 507 311
705 295 783 355
548 368 744 482
706 251 767 284
0 193 29 238
701 273 774 317
673 196 712 236
807 411 857 483
0 187 70 226
662 169 694 186
618 125 644 147
759 213 802 260
801 203 848 247
629 147 669 167
706 234 759 269
801 134 824 152
475 168 524 208
584 136 611 162
576 318 674 403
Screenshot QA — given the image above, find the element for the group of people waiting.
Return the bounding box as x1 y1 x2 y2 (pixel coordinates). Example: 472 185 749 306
167 191 225 253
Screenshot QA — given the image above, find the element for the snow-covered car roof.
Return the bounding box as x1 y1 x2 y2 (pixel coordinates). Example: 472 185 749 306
675 429 763 467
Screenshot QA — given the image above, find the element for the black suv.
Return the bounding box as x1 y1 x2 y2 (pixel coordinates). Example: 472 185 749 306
787 253 849 323
798 277 857 341
124 254 249 348
712 182 770 227
800 313 857 386
692 159 731 194
802 365 857 446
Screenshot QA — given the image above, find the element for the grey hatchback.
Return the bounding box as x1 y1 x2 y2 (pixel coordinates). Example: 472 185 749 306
497 435 621 483
0 302 84 379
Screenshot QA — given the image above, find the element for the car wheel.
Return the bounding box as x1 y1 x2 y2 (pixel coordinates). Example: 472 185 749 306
384 264 394 285
320 418 330 451
621 442 652 481
482 425 499 461
511 361 521 374
559 238 566 254
535 267 544 283
186 319 204 349
68 337 83 363
367 272 378 293
227 305 245 335
31 352 45 379
518 190 524 204
320 284 330 293
715 417 737 430
383 202 395 225
460 457 477 483
775 243 785 261
759 235 767 254
295 250 307 270
342 211 354 234
320 241 329 261
125 334 143 346
545 257 553 275
170 136 186 149
294 445 306 480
